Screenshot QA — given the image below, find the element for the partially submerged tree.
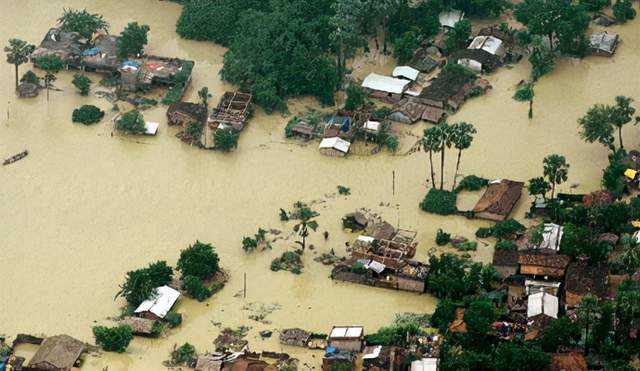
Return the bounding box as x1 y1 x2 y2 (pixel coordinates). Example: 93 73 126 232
613 0 637 23
529 42 556 81
72 73 91 96
35 55 64 101
116 260 173 307
177 241 220 280
610 96 636 150
116 110 146 135
117 22 150 59
92 325 133 353
58 8 109 39
578 104 615 152
214 128 239 152
543 154 570 199
288 202 319 252
344 84 366 111
528 176 551 202
423 127 442 188
4 38 35 90
72 105 105 125
449 122 477 191
329 0 367 87
198 86 211 110
445 19 472 52
513 82 535 119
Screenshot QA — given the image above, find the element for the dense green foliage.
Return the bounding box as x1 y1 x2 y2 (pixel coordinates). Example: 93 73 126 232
426 254 496 300
393 31 420 64
116 110 146 135
182 275 212 301
72 73 92 96
271 251 303 274
513 82 535 118
420 188 457 215
580 0 611 12
435 229 451 246
93 325 133 353
35 55 64 100
59 9 109 39
177 241 220 280
172 342 196 365
20 70 40 85
165 311 183 328
453 175 488 193
445 19 472 52
117 22 150 58
344 84 366 111
495 239 518 251
214 128 239 152
116 260 173 306
529 42 555 81
72 105 105 125
613 0 637 23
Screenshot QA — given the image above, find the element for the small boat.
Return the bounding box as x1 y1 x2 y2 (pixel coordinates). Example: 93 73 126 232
3 150 29 166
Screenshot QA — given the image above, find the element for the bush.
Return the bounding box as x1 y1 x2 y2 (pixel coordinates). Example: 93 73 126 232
476 227 493 238
372 107 393 121
393 31 420 64
182 275 212 301
93 325 133 353
337 185 351 195
495 240 518 251
177 241 220 280
491 219 525 239
162 84 185 105
456 241 478 251
613 0 636 23
420 188 457 215
72 105 105 125
435 229 451 246
172 342 196 365
271 251 303 274
20 70 40 85
165 311 182 328
454 175 489 193
72 73 91 96
116 110 146 134
58 9 109 39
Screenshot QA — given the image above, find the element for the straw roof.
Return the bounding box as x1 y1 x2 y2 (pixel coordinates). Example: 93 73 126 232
28 335 84 370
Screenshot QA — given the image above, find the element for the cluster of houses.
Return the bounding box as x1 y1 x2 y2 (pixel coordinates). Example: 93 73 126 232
21 26 195 102
167 91 253 150
331 214 427 294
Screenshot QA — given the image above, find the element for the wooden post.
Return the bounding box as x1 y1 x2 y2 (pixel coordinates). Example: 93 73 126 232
392 170 396 197
243 272 247 299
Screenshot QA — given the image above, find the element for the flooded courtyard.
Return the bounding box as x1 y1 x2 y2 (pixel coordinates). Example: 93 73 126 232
1 1 639 369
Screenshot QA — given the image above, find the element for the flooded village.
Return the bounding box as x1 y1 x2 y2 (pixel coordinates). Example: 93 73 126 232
1 0 640 370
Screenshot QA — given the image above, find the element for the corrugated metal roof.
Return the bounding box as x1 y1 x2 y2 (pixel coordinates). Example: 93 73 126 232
362 73 410 95
527 292 558 319
134 285 180 319
439 10 464 28
411 358 439 371
330 326 363 338
392 66 420 81
468 36 504 55
319 137 351 153
144 122 159 135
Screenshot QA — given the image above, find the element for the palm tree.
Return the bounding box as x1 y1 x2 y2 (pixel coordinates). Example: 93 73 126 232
610 96 636 150
513 82 535 119
35 55 64 102
617 234 640 274
450 122 477 191
290 202 319 252
543 154 569 199
4 38 35 90
422 127 441 188
437 122 453 190
578 103 615 153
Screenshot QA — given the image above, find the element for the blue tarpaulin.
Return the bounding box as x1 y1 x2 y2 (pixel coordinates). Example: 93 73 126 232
82 47 101 56
122 60 141 68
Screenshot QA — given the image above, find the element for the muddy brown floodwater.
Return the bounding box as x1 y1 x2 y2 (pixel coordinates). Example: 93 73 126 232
1 1 639 370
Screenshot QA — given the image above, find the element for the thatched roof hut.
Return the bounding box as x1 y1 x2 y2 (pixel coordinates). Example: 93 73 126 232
472 179 524 221
279 328 311 347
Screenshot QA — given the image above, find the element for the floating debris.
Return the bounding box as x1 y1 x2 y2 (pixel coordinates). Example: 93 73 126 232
3 150 28 166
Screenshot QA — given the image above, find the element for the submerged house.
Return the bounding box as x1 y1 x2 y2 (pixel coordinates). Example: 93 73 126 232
134 285 180 321
328 326 364 352
472 179 524 221
31 28 89 68
451 48 501 73
167 102 207 128
319 137 351 157
280 328 312 348
81 34 120 74
27 335 85 371
121 316 159 336
392 66 420 81
201 92 252 149
589 32 619 56
389 98 428 124
413 67 474 110
361 73 411 102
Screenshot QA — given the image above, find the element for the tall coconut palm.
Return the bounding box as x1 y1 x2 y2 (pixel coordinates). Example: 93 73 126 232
513 82 535 119
4 38 35 90
437 122 453 190
423 127 441 188
610 95 636 150
289 202 319 253
543 154 569 200
450 122 477 191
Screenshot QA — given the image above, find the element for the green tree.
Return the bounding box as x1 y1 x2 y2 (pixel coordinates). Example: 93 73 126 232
72 73 91 96
393 31 419 64
35 55 64 101
492 342 551 371
92 325 133 353
540 316 581 352
289 201 319 252
198 86 211 110
614 280 640 347
610 96 636 150
579 0 611 12
449 122 476 191
116 260 173 307
576 295 600 355
172 342 196 365
445 19 471 52
72 105 105 125
20 70 40 85
513 82 535 119
4 39 35 90
543 154 569 199
529 42 555 81
214 128 239 152
116 110 146 135
344 84 366 111
58 9 109 39
528 176 551 201
578 104 615 152
426 254 495 300
613 0 637 22
464 299 497 343
616 234 640 274
182 275 212 301
423 127 442 189
177 241 220 280
117 22 150 59
329 0 367 87
436 122 453 190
